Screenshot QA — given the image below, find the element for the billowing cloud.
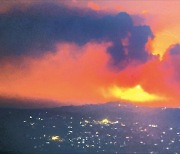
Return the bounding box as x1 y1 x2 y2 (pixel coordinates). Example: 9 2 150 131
0 3 153 67
163 44 180 82
0 42 180 107
0 42 167 107
169 44 180 55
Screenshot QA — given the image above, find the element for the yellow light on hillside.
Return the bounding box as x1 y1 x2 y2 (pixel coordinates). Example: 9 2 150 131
101 119 110 124
51 136 64 142
94 119 119 125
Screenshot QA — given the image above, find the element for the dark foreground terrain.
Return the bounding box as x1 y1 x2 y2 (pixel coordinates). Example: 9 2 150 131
0 102 180 154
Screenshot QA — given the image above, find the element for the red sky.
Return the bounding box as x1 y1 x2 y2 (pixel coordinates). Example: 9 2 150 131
0 0 179 107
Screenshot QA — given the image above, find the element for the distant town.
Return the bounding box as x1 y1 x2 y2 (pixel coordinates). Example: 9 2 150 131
0 102 180 154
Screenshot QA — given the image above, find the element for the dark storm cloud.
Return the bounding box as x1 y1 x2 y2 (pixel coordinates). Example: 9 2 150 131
169 44 180 55
167 44 180 81
0 3 153 65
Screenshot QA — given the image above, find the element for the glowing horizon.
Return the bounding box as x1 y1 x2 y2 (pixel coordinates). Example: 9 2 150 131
103 84 165 103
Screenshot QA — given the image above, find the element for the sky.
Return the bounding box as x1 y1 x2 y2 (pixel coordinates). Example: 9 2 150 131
0 0 179 108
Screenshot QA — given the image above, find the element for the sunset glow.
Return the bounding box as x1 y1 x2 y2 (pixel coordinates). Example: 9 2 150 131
105 85 164 103
0 0 179 108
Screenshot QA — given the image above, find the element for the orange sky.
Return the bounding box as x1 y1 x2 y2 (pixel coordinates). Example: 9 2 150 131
0 42 180 107
0 1 179 107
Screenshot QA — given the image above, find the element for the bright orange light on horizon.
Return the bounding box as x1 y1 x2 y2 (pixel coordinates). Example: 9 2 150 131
102 84 165 103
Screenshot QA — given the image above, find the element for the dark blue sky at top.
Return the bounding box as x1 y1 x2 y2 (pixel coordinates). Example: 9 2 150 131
0 3 153 67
